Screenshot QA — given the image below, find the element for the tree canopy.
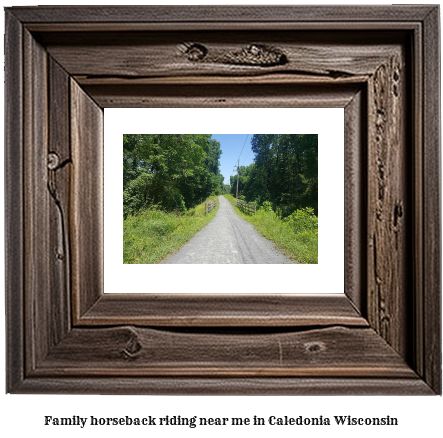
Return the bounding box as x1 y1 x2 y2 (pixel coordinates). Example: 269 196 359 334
230 134 318 216
123 134 223 217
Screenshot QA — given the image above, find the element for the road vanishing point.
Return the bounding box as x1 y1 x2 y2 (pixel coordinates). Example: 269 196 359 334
164 196 295 264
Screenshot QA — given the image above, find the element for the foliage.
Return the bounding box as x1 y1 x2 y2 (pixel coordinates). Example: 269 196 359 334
230 134 318 216
260 201 274 213
224 194 318 264
124 197 219 264
123 134 223 218
283 207 318 234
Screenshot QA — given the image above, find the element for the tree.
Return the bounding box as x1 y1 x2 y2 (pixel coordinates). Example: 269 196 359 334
123 134 223 217
238 134 318 216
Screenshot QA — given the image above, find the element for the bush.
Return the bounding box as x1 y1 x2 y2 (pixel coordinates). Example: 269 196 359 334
260 201 273 213
224 195 317 263
124 197 219 264
123 175 151 218
284 207 318 233
161 188 187 213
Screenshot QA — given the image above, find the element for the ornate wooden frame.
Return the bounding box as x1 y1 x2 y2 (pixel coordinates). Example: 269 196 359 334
5 5 441 394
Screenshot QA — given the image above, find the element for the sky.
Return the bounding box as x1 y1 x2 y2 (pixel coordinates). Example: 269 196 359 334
211 134 255 185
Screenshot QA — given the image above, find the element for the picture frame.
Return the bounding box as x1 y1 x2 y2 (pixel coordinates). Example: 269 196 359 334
5 5 440 394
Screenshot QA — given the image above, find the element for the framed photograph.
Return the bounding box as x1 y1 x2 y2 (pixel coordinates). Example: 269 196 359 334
5 5 441 394
105 108 343 293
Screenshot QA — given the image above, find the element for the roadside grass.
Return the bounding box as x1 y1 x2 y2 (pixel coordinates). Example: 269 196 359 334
123 197 219 264
224 194 318 264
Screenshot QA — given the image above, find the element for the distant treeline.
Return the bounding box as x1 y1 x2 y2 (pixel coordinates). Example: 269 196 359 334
230 134 318 217
124 134 223 217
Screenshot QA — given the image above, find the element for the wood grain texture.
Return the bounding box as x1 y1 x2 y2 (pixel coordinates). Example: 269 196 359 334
25 23 425 34
76 73 368 85
411 19 425 383
4 5 441 394
82 83 361 108
8 5 436 23
23 29 50 372
422 6 441 394
48 58 72 345
41 31 403 79
37 326 415 377
70 80 104 320
367 50 409 358
344 90 366 314
79 294 367 327
5 10 24 393
11 375 433 395
21 32 74 381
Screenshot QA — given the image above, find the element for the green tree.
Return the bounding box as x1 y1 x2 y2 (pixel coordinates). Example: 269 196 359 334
239 134 317 216
123 134 223 217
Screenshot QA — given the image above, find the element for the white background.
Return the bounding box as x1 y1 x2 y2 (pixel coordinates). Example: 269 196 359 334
1 1 442 438
105 108 344 293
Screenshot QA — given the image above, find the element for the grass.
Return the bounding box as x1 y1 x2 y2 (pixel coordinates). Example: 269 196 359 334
224 194 318 264
123 197 219 264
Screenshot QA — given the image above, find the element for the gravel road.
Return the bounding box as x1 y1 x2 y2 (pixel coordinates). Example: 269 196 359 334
164 196 295 264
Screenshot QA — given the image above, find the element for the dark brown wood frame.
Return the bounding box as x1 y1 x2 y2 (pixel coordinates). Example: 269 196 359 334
5 6 441 395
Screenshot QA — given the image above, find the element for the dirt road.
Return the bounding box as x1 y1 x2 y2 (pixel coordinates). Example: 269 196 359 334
164 196 294 264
